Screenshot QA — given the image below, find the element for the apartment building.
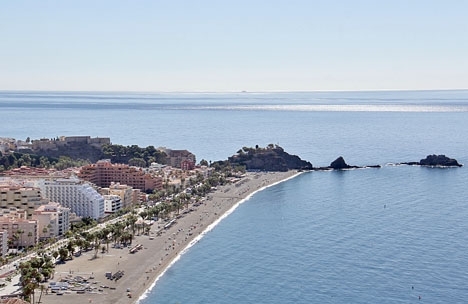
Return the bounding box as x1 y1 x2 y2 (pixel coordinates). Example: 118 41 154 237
0 230 8 257
78 160 163 192
39 178 104 219
101 182 136 208
0 185 48 218
33 202 71 240
0 211 37 249
103 195 122 214
159 148 196 170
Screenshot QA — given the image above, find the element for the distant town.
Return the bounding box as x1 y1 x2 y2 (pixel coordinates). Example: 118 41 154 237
0 136 217 260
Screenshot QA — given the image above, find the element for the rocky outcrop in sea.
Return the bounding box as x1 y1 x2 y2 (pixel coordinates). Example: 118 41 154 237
313 156 381 171
401 154 462 167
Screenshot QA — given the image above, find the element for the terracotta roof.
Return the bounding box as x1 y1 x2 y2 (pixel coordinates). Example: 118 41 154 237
0 298 29 304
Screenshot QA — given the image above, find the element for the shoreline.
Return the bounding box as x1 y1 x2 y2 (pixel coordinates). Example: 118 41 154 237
39 170 301 304
137 170 302 303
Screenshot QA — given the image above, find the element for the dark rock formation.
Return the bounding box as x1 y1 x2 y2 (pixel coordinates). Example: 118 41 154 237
227 145 313 172
329 156 354 169
419 154 462 167
400 154 462 167
313 156 381 170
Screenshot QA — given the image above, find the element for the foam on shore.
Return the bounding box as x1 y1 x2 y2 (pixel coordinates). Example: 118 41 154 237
136 171 302 303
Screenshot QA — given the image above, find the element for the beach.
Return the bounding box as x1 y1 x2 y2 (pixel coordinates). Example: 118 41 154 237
38 170 299 304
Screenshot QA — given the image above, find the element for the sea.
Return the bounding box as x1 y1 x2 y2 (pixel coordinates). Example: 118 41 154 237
1 90 468 303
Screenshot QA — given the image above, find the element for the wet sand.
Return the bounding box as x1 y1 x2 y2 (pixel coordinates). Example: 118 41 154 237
39 170 300 304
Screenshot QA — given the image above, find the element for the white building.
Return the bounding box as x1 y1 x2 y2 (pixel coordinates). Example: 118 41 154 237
102 182 135 208
39 178 104 219
103 195 122 214
33 202 71 240
0 230 8 257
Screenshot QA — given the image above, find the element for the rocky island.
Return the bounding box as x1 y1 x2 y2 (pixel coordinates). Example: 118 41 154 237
401 154 463 167
313 156 381 170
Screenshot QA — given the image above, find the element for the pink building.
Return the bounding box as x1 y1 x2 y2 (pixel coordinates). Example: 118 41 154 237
0 211 38 249
78 160 163 192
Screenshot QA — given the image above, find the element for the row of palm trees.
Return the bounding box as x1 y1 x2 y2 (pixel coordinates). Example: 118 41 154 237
7 229 34 252
16 168 234 303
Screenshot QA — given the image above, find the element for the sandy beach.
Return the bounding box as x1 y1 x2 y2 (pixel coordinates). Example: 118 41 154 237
38 170 300 304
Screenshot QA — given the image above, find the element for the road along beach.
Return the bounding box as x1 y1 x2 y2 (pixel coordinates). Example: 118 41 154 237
39 170 300 304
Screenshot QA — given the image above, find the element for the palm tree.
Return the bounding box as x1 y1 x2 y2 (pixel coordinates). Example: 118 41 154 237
18 229 25 250
37 284 46 304
66 240 75 259
101 227 111 253
19 255 55 303
52 250 59 261
27 231 33 249
126 214 138 237
109 222 123 246
58 247 68 262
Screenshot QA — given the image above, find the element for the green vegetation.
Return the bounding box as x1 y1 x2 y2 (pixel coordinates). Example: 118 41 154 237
0 152 89 172
101 144 167 167
0 143 168 172
19 254 54 303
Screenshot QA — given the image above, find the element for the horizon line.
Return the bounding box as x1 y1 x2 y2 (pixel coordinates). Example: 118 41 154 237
1 88 468 94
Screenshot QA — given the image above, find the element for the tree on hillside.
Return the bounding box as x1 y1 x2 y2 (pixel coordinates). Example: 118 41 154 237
129 157 146 167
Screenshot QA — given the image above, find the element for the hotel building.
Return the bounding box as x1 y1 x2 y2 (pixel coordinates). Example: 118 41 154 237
39 178 104 219
78 160 163 192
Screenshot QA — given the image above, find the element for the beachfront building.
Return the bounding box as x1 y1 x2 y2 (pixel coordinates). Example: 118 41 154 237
0 230 8 257
39 178 104 219
32 202 71 240
103 195 122 214
78 160 163 192
0 184 48 218
0 211 38 249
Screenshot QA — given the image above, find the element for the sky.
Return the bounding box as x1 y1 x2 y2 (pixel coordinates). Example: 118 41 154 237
0 0 467 92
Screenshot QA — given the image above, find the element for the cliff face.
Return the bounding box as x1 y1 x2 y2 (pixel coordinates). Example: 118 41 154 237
228 145 313 171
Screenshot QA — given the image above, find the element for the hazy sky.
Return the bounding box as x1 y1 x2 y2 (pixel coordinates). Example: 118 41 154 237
1 1 467 92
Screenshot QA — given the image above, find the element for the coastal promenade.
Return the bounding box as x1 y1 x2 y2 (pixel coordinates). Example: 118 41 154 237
37 170 299 304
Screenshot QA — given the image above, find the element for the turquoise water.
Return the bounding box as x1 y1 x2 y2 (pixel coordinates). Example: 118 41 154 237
1 90 468 303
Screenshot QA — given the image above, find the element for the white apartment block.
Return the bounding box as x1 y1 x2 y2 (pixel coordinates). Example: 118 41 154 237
0 230 8 257
33 202 71 240
39 178 104 219
103 195 122 214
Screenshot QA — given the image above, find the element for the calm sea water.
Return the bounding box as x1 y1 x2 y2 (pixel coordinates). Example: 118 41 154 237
1 90 468 303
